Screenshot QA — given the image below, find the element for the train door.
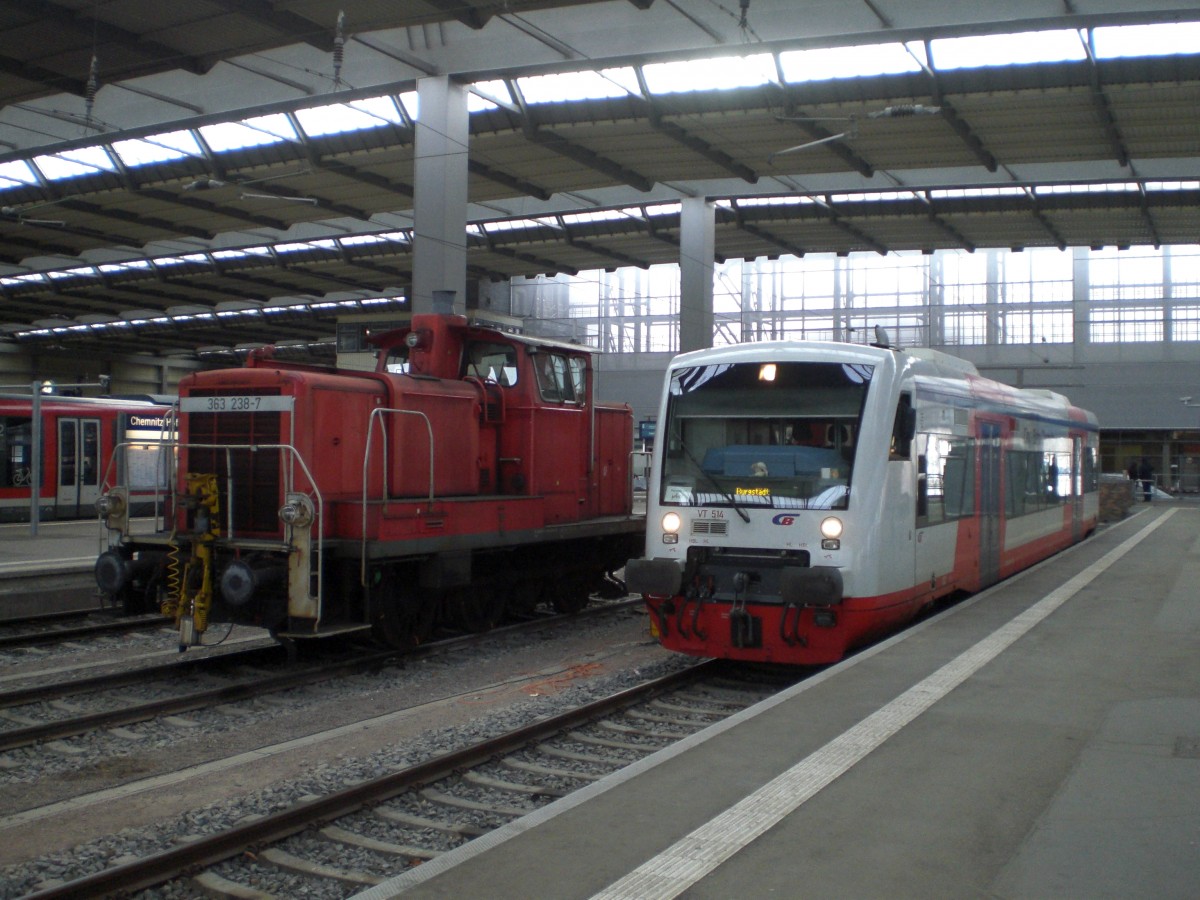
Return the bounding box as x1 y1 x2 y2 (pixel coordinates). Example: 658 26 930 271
56 417 100 517
1071 435 1084 541
978 420 1002 586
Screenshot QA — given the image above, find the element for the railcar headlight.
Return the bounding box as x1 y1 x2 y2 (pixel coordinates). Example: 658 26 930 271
661 511 682 544
820 516 843 550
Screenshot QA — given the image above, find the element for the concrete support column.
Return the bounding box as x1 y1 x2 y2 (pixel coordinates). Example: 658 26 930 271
678 197 715 353
1072 246 1089 363
413 76 469 316
985 249 1002 345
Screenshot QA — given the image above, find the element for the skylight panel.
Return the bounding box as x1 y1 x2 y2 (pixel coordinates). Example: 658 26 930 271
295 96 402 137
112 130 201 167
200 113 295 152
0 160 38 189
1094 22 1200 59
32 146 116 181
931 29 1086 70
1146 180 1200 192
398 91 418 121
517 68 637 104
930 186 1026 200
779 43 922 83
560 209 627 226
642 53 775 95
470 80 511 112
1036 182 1137 195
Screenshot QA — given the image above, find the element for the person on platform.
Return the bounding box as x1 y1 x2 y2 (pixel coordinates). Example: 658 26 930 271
1137 457 1153 502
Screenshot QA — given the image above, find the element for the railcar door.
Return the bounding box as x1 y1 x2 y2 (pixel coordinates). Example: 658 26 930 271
55 417 101 517
1071 435 1084 541
978 420 1002 586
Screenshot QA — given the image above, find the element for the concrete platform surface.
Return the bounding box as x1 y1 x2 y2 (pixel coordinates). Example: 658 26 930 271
353 504 1200 900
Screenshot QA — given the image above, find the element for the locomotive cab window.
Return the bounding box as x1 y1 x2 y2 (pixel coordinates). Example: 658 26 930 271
463 342 518 387
534 352 585 404
660 361 872 510
383 346 410 374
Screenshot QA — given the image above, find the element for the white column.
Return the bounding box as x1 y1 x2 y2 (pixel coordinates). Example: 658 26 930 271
413 76 469 315
678 197 715 352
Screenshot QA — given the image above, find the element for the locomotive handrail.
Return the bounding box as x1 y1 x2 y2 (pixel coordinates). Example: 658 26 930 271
105 439 326 611
181 440 325 616
361 407 435 588
99 404 179 534
99 438 176 537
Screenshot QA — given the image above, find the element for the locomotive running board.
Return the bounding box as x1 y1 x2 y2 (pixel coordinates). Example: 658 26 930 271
275 623 373 639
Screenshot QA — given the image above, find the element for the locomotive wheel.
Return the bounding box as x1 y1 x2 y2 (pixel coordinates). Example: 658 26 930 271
447 586 507 633
121 557 167 616
370 568 434 649
551 575 591 615
507 581 542 618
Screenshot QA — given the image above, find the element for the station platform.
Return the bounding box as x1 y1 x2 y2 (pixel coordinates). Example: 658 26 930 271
355 502 1200 900
0 518 103 575
0 518 108 618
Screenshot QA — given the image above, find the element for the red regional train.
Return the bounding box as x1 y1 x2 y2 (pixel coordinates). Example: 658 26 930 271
94 313 644 649
0 394 170 523
624 334 1099 665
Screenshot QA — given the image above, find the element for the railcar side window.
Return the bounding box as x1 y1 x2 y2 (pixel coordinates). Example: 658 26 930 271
1005 445 1073 517
0 416 33 488
917 435 975 527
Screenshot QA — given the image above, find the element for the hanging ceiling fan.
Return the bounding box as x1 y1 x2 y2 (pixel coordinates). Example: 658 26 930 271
182 168 314 202
0 201 67 227
768 104 941 163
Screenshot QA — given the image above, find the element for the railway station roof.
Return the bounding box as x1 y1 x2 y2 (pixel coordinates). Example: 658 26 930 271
1 1 1199 357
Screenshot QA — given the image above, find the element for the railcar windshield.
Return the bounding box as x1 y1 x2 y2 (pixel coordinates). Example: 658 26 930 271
660 361 873 510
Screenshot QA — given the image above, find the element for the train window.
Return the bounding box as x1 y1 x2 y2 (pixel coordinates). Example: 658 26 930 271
0 416 33 489
465 342 518 387
534 352 584 404
1005 447 1071 517
384 346 410 374
917 435 974 527
890 394 915 460
659 361 871 510
569 356 586 400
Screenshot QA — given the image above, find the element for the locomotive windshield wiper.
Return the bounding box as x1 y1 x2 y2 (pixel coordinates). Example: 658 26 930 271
678 438 751 523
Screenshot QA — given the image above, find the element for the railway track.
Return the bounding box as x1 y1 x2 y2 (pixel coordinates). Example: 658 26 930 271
20 659 798 899
0 611 171 651
0 599 643 754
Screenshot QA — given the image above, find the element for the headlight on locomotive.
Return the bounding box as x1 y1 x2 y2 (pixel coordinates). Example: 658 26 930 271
278 494 315 528
95 492 125 519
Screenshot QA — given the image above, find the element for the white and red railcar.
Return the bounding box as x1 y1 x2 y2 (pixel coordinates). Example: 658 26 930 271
0 394 170 523
95 313 643 648
625 338 1099 665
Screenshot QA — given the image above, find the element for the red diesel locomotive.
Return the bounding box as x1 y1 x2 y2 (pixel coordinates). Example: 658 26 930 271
95 313 644 649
